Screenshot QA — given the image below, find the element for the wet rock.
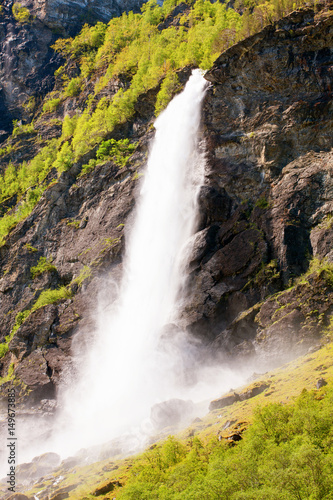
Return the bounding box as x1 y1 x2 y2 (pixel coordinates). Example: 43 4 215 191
150 399 195 430
14 350 55 402
32 452 61 468
178 5 333 362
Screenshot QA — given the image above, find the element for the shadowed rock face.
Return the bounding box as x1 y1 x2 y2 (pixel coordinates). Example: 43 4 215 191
1 6 333 406
27 0 144 33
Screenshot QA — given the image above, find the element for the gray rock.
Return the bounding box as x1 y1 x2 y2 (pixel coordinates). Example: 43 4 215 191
316 378 327 389
151 399 195 430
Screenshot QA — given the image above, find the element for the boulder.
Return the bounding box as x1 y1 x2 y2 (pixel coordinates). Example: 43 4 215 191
151 399 195 430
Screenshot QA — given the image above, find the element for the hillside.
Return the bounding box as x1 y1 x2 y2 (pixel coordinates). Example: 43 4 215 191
0 0 333 497
6 342 333 499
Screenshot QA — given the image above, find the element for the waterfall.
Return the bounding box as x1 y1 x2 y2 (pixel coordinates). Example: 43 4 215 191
54 69 208 454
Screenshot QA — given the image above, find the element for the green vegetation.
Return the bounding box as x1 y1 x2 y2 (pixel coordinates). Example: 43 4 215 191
67 218 81 229
12 2 30 23
79 159 97 177
155 73 180 115
24 243 38 253
0 343 8 358
31 286 72 311
64 77 82 97
72 265 92 287
42 97 61 114
30 256 57 278
116 386 333 500
255 196 270 209
0 286 72 359
12 120 35 137
96 138 137 167
296 257 333 288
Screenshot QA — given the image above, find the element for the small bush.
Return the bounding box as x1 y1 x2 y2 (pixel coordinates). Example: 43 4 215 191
12 3 30 22
43 98 61 114
255 197 270 209
30 257 57 279
79 159 97 177
73 265 92 287
24 243 38 253
11 310 31 335
64 77 82 97
31 286 72 312
96 138 137 167
0 343 9 359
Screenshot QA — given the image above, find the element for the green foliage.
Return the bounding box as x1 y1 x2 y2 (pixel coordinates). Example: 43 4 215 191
11 310 31 335
12 2 30 22
96 138 137 167
30 256 57 279
0 186 44 246
53 141 73 172
31 286 72 312
42 98 61 114
24 243 38 253
12 120 35 137
72 265 92 287
0 284 73 359
296 258 333 288
23 96 36 113
67 218 81 228
0 343 9 358
117 385 333 500
64 77 82 97
0 309 31 359
255 196 270 209
61 114 79 140
155 73 180 116
79 159 97 177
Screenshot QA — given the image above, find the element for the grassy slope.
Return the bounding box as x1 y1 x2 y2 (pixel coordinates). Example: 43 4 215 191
18 341 333 499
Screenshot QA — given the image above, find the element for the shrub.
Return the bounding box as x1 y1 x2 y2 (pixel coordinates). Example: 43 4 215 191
30 256 57 279
64 77 82 97
96 138 137 167
0 344 8 358
155 73 180 116
43 98 61 114
79 159 97 177
31 286 72 312
12 3 30 22
255 197 270 209
73 265 92 287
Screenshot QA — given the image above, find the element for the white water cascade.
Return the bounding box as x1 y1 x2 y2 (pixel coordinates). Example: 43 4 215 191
46 69 246 458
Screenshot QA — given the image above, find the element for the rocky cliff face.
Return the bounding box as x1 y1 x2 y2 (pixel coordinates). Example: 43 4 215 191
0 0 145 140
0 4 333 411
184 6 333 364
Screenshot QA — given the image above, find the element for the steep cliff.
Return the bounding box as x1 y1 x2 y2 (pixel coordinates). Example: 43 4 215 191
0 1 332 414
184 5 333 365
